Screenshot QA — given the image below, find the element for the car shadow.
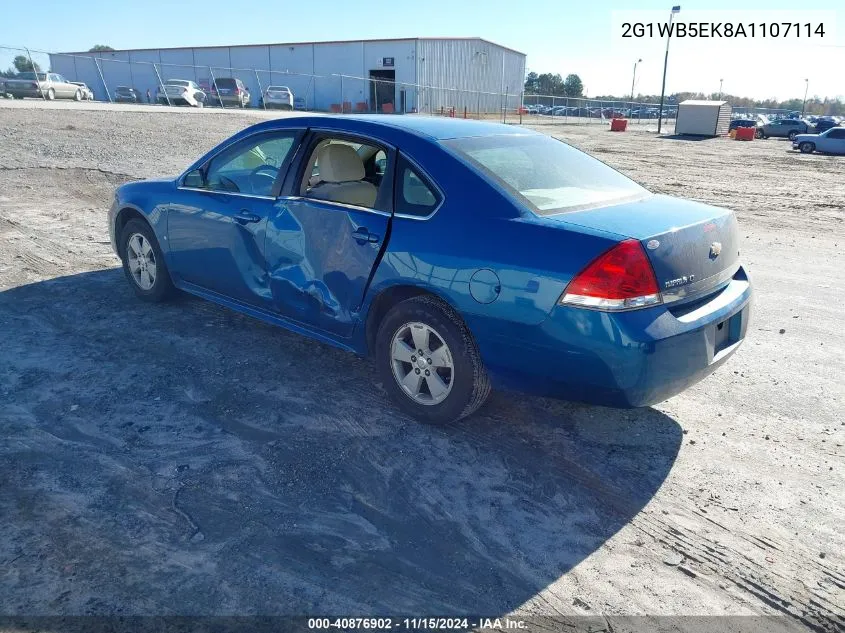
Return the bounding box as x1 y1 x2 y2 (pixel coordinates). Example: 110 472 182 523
0 269 683 616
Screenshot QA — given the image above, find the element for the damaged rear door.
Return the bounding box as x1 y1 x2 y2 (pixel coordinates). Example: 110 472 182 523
264 132 394 338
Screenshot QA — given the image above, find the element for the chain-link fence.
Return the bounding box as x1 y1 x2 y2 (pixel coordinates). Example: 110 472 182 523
1 45 693 129
0 45 525 116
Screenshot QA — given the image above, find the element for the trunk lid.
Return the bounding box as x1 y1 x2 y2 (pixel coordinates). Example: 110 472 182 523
553 194 740 303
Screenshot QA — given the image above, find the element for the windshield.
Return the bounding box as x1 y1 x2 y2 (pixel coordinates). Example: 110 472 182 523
17 72 47 81
166 80 190 87
442 134 649 215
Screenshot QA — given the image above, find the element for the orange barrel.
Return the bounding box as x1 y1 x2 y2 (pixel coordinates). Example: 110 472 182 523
610 118 628 132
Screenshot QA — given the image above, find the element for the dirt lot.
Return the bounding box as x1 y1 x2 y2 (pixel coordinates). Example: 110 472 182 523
0 101 843 630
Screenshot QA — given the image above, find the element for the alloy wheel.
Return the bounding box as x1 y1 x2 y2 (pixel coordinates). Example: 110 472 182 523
126 233 157 290
390 322 454 405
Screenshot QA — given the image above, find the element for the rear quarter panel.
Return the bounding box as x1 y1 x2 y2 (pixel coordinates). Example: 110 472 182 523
363 134 623 353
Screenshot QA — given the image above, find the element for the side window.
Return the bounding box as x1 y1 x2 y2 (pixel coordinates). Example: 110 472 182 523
204 133 297 197
300 138 384 210
829 129 845 139
394 154 441 218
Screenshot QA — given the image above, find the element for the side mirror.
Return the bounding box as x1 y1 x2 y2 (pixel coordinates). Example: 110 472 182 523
183 169 205 188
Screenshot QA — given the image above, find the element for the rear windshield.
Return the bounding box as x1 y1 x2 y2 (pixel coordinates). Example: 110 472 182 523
267 86 289 91
18 72 47 81
166 80 190 87
442 134 649 215
214 78 237 88
116 86 132 92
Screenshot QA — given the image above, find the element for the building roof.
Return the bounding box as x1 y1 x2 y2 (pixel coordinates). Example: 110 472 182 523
59 37 525 58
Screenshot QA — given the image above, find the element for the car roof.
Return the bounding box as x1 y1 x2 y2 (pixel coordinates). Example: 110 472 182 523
242 114 537 141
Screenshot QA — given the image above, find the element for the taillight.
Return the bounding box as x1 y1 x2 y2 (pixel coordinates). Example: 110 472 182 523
559 239 661 310
234 87 241 95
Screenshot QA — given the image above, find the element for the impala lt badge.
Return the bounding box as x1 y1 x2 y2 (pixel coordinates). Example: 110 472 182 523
665 275 696 289
710 241 722 258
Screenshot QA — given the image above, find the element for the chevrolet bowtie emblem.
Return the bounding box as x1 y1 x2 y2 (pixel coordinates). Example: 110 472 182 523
710 241 722 258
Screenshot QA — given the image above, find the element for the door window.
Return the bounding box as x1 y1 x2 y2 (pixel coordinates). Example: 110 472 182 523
300 138 386 210
827 129 845 139
204 134 297 197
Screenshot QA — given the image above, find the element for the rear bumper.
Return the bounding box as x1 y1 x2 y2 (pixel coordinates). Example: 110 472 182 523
480 267 753 407
6 88 42 98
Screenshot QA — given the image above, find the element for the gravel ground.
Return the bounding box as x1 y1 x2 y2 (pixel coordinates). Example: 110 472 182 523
0 101 843 631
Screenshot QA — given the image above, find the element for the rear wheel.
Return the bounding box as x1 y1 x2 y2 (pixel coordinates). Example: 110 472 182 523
74 89 81 101
799 142 815 154
119 218 174 302
788 131 798 141
376 295 491 424
754 128 763 139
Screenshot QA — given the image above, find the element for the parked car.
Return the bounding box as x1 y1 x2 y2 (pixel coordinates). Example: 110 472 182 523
760 118 812 140
261 85 294 110
69 81 94 100
812 117 842 133
4 72 87 101
792 127 845 155
156 79 205 107
208 77 250 108
729 119 763 138
108 115 752 424
114 86 142 103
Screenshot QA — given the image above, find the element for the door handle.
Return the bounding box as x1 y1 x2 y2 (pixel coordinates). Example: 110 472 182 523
234 210 261 225
352 227 380 244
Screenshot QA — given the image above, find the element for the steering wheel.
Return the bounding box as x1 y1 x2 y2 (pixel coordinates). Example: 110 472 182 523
248 164 279 194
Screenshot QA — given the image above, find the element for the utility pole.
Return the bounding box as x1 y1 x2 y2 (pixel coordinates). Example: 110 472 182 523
801 78 809 116
630 58 642 102
657 5 681 134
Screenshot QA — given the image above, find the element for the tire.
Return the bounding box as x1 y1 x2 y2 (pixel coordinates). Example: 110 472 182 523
282 104 292 111
376 295 491 424
46 88 55 101
799 142 815 154
74 89 81 101
788 131 797 141
754 128 763 139
119 218 174 302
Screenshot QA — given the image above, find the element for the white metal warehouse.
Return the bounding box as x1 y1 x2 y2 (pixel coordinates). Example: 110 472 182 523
50 37 526 113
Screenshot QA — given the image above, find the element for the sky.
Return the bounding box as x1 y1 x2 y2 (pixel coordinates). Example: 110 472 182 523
1 0 843 102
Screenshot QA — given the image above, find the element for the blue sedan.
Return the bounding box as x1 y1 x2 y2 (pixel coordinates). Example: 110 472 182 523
109 115 752 424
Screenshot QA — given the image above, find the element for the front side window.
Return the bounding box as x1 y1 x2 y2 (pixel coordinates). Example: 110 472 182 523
395 155 440 217
442 134 648 215
203 134 297 197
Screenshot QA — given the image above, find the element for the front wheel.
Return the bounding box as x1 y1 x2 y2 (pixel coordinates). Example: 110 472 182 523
119 218 175 302
376 295 491 424
755 128 763 139
74 89 82 101
46 88 55 100
799 142 815 154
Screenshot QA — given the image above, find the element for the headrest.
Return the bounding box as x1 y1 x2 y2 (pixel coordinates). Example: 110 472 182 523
317 144 365 183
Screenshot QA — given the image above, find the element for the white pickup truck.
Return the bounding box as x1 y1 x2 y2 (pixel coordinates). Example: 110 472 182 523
4 72 86 101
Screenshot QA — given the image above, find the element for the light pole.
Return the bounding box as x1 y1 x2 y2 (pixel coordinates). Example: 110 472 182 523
718 78 723 100
630 58 642 102
801 78 809 116
657 5 681 134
